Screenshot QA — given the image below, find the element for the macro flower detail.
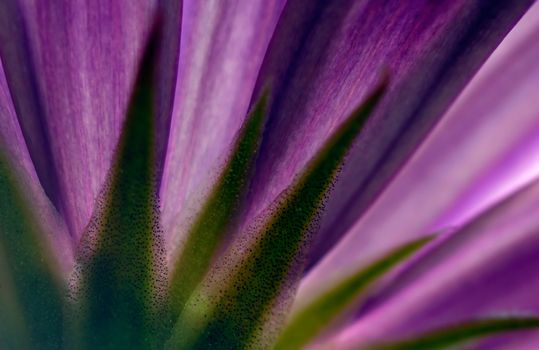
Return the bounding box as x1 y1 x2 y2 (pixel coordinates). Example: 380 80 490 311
1 1 539 350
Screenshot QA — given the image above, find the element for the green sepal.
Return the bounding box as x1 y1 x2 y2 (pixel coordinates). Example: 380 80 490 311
274 237 431 350
70 28 167 350
369 317 539 350
166 92 268 324
166 79 388 350
0 151 66 349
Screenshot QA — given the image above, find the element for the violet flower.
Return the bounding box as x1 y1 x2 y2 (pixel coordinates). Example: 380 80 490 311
1 1 539 349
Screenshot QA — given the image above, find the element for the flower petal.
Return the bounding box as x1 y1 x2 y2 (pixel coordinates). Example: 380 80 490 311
474 332 539 350
369 318 539 350
274 237 430 350
325 177 539 349
0 60 39 189
0 58 73 272
167 92 267 325
300 2 539 302
242 0 533 266
0 0 159 240
159 0 286 244
0 0 63 210
166 81 386 350
72 31 167 349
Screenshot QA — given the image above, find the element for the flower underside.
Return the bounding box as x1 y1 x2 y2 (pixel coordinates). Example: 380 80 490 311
2 7 539 350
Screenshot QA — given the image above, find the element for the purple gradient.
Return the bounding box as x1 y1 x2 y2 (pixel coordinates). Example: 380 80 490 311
159 0 286 249
0 58 73 273
0 0 158 241
0 1 538 346
299 3 539 310
240 0 533 269
322 177 539 349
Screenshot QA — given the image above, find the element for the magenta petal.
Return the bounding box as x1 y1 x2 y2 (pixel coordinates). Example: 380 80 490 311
324 178 539 349
160 0 286 243
241 0 533 264
0 0 159 240
299 2 539 303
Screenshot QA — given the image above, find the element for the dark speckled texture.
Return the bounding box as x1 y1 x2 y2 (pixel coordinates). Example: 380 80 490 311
241 0 534 269
71 30 167 350
166 80 386 350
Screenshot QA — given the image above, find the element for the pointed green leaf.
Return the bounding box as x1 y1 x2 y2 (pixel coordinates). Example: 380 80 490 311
0 151 66 349
71 29 167 349
167 92 268 323
369 317 539 350
166 79 388 350
274 237 431 350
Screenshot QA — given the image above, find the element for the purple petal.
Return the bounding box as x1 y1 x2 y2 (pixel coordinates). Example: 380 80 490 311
0 58 73 273
240 0 533 265
475 332 539 350
299 2 539 303
0 59 37 189
159 0 286 244
323 178 539 349
154 0 182 187
0 0 159 240
0 0 62 211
